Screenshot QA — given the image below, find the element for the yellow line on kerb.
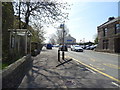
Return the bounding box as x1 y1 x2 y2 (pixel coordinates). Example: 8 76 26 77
66 56 120 83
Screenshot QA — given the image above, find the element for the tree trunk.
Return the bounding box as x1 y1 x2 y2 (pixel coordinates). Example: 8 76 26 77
24 2 30 29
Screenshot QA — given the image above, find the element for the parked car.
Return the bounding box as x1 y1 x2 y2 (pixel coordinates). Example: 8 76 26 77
71 45 83 52
86 46 91 50
81 45 86 49
70 45 74 50
59 45 68 51
85 44 97 50
53 44 59 47
89 45 95 50
46 44 52 49
67 45 71 48
90 44 97 50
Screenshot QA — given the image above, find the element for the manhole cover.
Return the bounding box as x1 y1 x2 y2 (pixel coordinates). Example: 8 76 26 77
65 80 75 86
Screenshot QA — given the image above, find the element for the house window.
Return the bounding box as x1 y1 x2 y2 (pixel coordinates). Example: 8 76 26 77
103 28 108 36
11 35 15 48
103 40 109 49
115 24 120 34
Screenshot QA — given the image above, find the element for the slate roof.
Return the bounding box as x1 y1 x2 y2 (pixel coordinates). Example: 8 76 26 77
98 17 120 28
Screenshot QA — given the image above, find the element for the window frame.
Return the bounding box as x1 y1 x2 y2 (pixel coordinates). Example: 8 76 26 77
103 40 109 50
115 24 120 34
103 27 108 37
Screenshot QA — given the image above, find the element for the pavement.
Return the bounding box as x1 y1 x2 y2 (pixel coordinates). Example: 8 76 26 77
18 47 119 88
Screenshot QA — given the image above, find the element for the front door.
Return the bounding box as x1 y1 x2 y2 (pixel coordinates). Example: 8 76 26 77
114 38 120 53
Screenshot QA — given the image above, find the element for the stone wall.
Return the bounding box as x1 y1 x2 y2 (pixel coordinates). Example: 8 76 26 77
2 54 33 88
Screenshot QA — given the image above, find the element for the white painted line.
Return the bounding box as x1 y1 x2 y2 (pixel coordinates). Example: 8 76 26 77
86 68 96 74
96 51 119 56
89 64 105 71
112 82 120 87
89 64 93 66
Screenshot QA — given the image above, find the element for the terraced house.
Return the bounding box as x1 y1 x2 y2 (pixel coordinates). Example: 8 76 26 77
96 17 120 53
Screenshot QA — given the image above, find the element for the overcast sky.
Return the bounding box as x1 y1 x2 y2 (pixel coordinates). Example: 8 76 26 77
44 0 119 43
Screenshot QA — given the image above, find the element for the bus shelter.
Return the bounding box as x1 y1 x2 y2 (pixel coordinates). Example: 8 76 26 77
8 29 32 59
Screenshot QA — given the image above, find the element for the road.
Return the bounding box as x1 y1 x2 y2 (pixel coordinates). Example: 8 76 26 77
19 47 120 88
53 47 120 84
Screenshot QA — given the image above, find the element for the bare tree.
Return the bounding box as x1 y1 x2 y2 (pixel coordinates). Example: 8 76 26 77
48 33 56 44
49 38 55 44
13 0 70 29
31 22 46 43
93 34 98 44
55 24 69 44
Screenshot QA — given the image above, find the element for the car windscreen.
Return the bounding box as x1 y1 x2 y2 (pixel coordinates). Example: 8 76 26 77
75 46 80 47
47 44 52 47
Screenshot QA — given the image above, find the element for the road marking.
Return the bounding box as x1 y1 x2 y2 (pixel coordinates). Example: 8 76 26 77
103 63 120 69
89 64 105 71
96 67 105 71
90 58 96 62
112 82 120 87
86 68 96 74
66 56 120 83
89 58 119 70
96 51 119 56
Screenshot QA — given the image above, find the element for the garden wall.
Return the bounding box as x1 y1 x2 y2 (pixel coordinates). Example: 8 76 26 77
2 54 33 88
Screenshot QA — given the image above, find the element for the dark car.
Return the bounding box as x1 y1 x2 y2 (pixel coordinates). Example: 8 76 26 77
59 45 68 51
46 44 52 49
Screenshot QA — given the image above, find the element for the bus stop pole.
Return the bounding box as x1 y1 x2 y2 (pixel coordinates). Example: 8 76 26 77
62 23 65 60
62 51 64 60
58 50 60 62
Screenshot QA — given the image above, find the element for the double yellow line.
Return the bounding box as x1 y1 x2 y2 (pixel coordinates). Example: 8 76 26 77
66 56 120 83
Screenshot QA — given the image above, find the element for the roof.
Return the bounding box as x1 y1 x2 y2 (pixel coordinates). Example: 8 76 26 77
8 29 32 36
65 35 76 40
98 17 120 28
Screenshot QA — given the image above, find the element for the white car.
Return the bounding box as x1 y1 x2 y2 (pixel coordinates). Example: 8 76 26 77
71 45 83 52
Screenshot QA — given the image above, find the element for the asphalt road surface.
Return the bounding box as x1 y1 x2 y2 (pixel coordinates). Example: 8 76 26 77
53 47 120 84
19 47 120 88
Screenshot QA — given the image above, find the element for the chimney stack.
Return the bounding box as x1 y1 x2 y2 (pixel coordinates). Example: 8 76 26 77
108 17 115 21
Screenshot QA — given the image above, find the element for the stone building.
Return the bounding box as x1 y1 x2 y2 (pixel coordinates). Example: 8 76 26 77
64 34 76 45
96 17 120 53
57 34 76 45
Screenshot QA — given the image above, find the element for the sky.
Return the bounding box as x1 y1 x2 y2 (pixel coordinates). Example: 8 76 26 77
44 0 119 43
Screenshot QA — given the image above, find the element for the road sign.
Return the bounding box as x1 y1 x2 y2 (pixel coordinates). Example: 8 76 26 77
67 40 72 41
